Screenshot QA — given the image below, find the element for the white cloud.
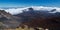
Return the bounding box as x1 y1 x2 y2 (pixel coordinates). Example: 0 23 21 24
1 6 60 15
5 7 30 15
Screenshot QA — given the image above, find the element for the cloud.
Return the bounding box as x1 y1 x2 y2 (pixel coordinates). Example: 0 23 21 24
5 7 30 15
1 6 60 15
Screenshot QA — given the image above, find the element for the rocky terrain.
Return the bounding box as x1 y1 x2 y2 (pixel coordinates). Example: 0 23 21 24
0 7 60 30
0 10 20 28
15 8 60 30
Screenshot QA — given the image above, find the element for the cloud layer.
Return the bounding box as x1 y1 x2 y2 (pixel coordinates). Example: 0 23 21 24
0 6 60 15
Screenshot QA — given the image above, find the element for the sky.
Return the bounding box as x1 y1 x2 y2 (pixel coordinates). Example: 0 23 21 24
0 0 60 7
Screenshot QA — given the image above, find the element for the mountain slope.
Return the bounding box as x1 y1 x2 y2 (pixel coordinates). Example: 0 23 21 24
15 8 60 30
0 7 60 30
0 10 19 28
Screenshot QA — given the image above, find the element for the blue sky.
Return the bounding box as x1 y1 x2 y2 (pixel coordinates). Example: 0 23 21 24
0 0 60 7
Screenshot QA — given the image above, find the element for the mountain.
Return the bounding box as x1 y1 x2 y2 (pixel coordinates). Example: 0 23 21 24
14 7 60 30
0 10 20 28
0 7 60 30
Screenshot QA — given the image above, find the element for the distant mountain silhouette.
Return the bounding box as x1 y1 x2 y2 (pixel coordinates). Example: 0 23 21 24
50 9 56 12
